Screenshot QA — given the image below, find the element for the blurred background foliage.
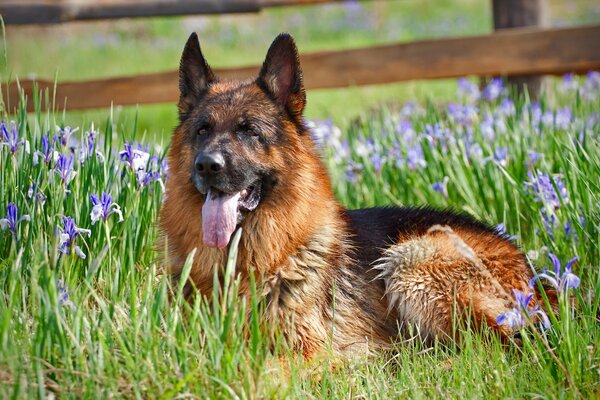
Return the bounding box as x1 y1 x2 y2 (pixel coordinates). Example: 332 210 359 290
2 0 599 137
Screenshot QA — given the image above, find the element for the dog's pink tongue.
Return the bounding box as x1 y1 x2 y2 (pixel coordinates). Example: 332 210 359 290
202 191 240 248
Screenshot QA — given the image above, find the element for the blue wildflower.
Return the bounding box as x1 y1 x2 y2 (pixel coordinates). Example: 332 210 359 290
57 279 76 311
496 289 550 330
1 120 27 155
480 114 496 140
432 176 449 198
493 146 508 165
308 118 342 148
90 192 123 225
495 223 518 242
456 77 480 102
27 183 47 205
559 73 578 93
394 120 416 144
406 145 426 170
55 154 77 186
529 253 580 293
56 126 80 152
582 71 600 101
525 171 569 211
370 153 385 175
482 78 504 101
58 216 91 259
0 203 30 236
466 142 483 163
447 103 478 127
120 141 150 172
555 107 572 130
527 150 543 165
344 159 363 184
79 125 105 163
33 134 59 166
498 98 516 117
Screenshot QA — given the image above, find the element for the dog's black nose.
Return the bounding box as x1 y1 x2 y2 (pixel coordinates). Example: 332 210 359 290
195 152 225 175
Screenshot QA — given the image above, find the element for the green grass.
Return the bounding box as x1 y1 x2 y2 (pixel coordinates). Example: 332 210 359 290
1 1 600 397
0 73 598 398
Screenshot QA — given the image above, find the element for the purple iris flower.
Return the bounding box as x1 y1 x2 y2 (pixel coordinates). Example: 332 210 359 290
496 289 550 330
79 126 104 163
559 73 578 93
33 134 59 166
344 159 363 184
27 183 47 205
582 71 600 100
56 126 80 152
480 114 495 140
524 171 569 211
55 154 77 186
498 98 516 116
482 78 504 101
555 107 572 130
370 153 385 175
120 141 150 172
90 192 123 225
529 253 580 293
1 120 26 155
493 146 508 165
394 120 416 144
466 142 483 163
57 279 76 311
432 177 449 198
456 78 480 102
387 143 404 169
447 103 478 127
58 216 91 259
406 145 426 170
495 223 518 241
0 203 30 236
527 150 543 165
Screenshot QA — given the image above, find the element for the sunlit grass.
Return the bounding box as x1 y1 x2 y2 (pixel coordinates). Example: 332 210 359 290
0 74 598 398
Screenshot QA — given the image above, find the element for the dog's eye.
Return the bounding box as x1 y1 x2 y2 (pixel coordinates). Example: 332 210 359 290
238 121 258 137
197 122 210 135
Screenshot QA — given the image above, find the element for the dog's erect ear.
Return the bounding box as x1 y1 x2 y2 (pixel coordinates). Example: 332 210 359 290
258 33 306 118
178 32 215 119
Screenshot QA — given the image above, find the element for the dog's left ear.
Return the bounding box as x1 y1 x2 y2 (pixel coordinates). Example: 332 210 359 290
258 33 306 118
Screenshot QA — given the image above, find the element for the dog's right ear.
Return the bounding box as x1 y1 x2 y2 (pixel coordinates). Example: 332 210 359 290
178 32 215 120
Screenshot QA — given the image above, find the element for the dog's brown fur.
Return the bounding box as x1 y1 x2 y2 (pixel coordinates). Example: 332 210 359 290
160 33 546 358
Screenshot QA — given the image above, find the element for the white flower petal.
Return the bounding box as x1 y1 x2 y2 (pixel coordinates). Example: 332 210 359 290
58 233 70 247
74 246 87 259
90 205 103 225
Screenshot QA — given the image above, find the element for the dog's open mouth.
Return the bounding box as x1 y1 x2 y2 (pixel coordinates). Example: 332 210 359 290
201 183 261 249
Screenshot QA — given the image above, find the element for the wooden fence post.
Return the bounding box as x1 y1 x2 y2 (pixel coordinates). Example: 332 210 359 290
492 0 546 98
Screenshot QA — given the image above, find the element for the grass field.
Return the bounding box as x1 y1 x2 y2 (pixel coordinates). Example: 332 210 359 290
1 1 600 398
0 71 599 398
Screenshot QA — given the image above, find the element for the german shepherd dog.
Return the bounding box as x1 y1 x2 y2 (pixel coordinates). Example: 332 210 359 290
160 33 548 357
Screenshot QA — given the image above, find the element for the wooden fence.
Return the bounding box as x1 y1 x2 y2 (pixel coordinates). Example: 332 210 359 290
0 0 343 24
2 1 600 112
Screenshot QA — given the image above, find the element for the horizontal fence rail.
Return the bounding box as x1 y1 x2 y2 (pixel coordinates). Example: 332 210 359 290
5 25 600 112
0 0 344 25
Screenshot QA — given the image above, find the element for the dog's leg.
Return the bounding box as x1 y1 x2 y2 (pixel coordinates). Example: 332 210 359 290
373 226 533 342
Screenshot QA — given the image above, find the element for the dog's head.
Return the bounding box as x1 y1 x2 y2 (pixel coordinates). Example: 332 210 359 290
170 32 314 249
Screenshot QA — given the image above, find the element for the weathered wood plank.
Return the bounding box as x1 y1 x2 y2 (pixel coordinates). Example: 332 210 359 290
0 0 345 25
6 25 600 112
